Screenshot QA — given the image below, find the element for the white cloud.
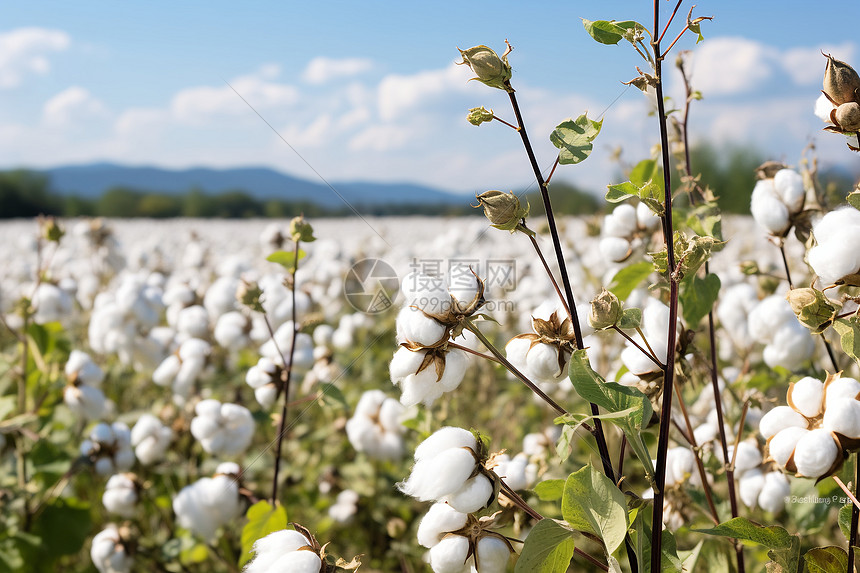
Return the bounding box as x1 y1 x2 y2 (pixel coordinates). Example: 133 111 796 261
689 37 777 96
348 123 411 151
42 86 107 126
781 43 856 86
114 107 168 137
302 57 373 84
0 27 70 88
170 71 298 125
377 64 471 121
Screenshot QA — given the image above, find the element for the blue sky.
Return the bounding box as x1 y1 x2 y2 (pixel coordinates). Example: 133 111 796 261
2 1 859 196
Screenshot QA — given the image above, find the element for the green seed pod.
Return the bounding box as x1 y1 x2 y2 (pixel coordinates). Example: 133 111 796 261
474 190 528 231
467 106 495 126
785 287 839 334
236 280 265 313
588 289 623 330
456 45 512 91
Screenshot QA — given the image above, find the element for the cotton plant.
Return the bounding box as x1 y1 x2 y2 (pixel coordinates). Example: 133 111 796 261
598 202 661 263
64 349 107 420
749 166 807 237
189 398 255 458
345 389 408 461
90 524 132 573
102 473 139 518
172 462 246 541
759 373 860 479
81 422 135 476
130 413 173 465
389 270 484 406
243 527 323 573
399 427 496 514
416 502 515 573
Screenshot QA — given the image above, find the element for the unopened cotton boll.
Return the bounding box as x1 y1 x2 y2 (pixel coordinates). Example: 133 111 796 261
130 414 173 465
173 464 245 541
90 524 132 573
190 399 254 457
103 474 138 518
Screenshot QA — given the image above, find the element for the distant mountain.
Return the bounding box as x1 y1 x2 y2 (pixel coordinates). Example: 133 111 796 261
40 163 466 208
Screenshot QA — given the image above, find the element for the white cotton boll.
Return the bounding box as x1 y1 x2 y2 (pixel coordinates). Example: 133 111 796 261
214 311 249 350
693 422 718 445
32 283 73 324
312 324 334 347
203 276 240 321
417 503 469 548
493 453 531 491
328 489 359 524
768 426 808 468
825 377 860 409
153 355 181 387
92 422 115 444
414 427 477 462
428 535 471 573
396 306 447 346
402 447 477 502
728 441 763 473
665 447 696 487
475 535 512 573
90 525 132 573
636 201 660 231
812 207 860 246
773 169 805 213
251 530 313 565
246 358 277 389
758 472 790 513
130 414 173 465
738 468 765 508
599 237 632 262
263 551 322 573
180 337 211 361
788 377 824 418
448 269 481 308
174 357 205 399
717 283 759 349
66 350 105 387
437 348 468 392
823 400 860 439
95 458 115 476
603 204 637 237
764 325 814 371
190 399 254 457
254 385 278 409
64 384 107 420
793 428 839 478
815 93 836 122
750 179 790 235
620 345 658 377
525 343 566 384
103 474 137 518
505 337 531 371
808 242 859 286
443 473 493 513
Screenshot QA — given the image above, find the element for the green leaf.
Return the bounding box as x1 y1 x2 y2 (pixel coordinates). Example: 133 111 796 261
534 479 566 502
319 383 348 409
561 464 628 555
32 497 91 558
839 503 854 540
679 274 720 327
631 508 683 573
515 518 576 573
607 261 654 301
266 249 306 272
618 308 642 330
581 19 644 46
678 540 704 573
848 190 860 211
629 159 659 187
240 501 288 567
833 317 860 365
804 546 848 573
694 517 800 572
568 350 655 482
605 182 638 203
550 114 603 165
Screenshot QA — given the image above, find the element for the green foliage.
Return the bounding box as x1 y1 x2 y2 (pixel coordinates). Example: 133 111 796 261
266 249 307 272
686 143 763 214
562 464 628 555
240 501 289 567
0 170 61 217
833 317 860 366
581 19 646 46
694 517 800 572
606 159 664 215
607 261 654 301
515 518 576 573
550 114 603 165
534 479 565 502
803 546 848 572
679 274 720 327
